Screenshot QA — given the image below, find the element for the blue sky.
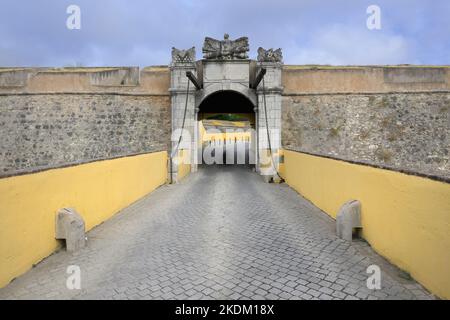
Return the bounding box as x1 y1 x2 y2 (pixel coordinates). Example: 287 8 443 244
0 0 449 67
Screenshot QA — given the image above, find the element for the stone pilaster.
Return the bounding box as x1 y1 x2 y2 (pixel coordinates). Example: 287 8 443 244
256 61 283 179
169 55 197 183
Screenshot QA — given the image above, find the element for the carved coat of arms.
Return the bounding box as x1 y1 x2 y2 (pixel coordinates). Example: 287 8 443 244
257 47 283 63
202 34 249 60
171 47 196 63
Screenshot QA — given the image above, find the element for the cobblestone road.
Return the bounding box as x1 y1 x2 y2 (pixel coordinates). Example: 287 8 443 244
0 166 434 300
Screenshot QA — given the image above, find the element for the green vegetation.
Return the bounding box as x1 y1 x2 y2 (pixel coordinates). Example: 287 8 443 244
206 114 247 122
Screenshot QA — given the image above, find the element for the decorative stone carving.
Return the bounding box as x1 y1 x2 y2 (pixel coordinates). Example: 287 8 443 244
202 34 249 60
171 47 196 63
257 47 283 63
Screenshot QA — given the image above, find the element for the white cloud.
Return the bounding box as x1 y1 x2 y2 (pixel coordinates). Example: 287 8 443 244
288 24 415 65
0 0 447 66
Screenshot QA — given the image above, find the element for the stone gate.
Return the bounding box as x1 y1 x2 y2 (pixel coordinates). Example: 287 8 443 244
169 34 283 182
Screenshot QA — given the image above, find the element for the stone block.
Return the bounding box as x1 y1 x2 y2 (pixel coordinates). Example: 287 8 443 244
336 200 362 241
55 208 86 252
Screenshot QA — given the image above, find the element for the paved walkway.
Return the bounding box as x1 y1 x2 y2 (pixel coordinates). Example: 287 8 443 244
0 166 434 300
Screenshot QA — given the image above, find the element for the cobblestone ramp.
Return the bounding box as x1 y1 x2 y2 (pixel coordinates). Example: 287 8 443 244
0 166 434 300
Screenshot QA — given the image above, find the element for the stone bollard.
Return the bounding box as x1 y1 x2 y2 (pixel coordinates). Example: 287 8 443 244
55 208 86 252
272 175 283 184
336 200 362 241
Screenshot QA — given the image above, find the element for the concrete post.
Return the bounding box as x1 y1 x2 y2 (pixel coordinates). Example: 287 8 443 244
336 200 362 241
55 208 86 252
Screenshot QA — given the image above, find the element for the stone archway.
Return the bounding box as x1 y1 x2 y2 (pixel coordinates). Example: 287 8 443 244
169 34 283 182
197 90 256 167
197 90 255 114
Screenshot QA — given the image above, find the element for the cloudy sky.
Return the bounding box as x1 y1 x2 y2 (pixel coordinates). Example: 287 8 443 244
0 0 449 67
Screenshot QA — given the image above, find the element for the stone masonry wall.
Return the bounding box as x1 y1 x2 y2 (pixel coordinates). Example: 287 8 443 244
0 94 170 177
282 93 450 180
2 65 449 180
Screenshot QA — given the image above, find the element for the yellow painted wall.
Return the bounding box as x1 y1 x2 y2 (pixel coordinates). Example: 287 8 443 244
199 121 252 144
278 149 285 178
176 149 191 181
283 149 450 299
0 151 167 288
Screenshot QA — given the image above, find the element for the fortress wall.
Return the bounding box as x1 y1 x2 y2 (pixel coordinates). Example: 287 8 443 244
0 93 171 178
0 67 171 178
1 64 450 296
283 66 450 94
0 67 170 288
3 65 447 182
0 66 170 94
282 66 450 181
281 66 450 299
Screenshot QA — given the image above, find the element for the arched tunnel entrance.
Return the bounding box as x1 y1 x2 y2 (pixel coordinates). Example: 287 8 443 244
169 55 283 183
197 90 256 167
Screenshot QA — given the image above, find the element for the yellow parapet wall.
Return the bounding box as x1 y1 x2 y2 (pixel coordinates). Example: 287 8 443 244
177 149 191 181
0 151 167 288
283 149 450 299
